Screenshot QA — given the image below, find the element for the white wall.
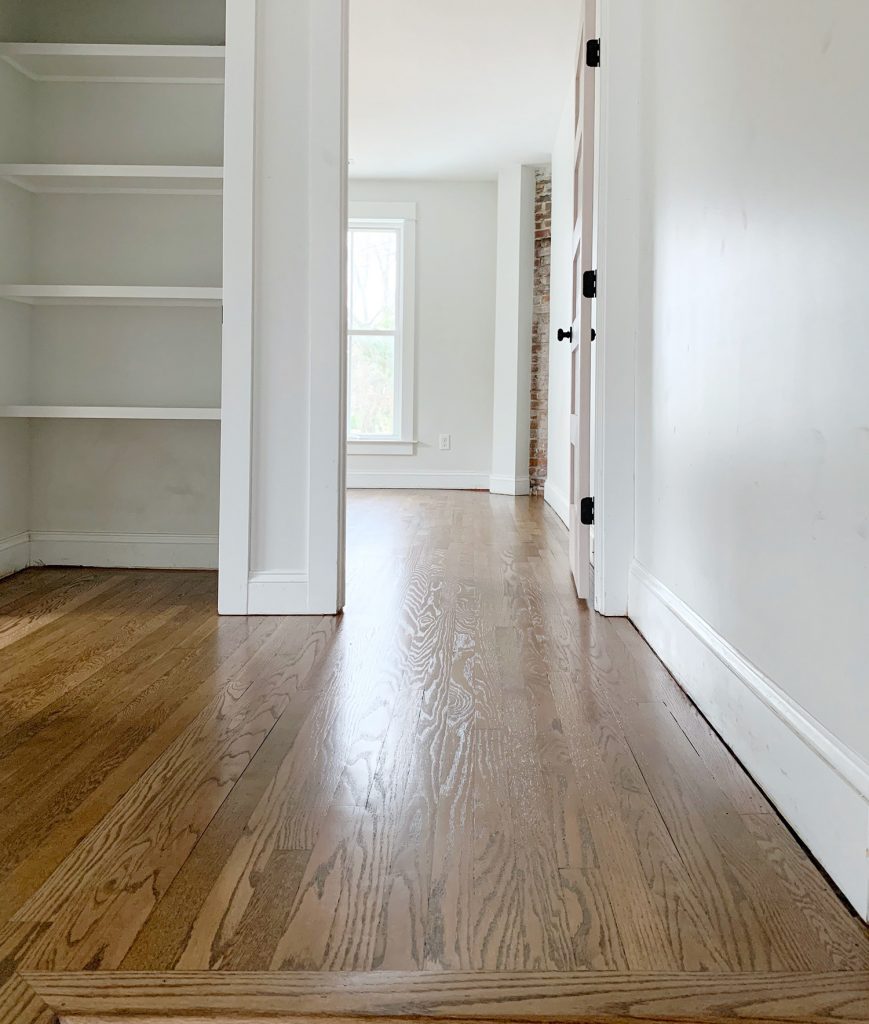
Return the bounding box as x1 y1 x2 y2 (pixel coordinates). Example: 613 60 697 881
19 1 226 44
0 0 32 39
490 165 534 496
346 179 497 490
544 99 574 526
628 0 869 917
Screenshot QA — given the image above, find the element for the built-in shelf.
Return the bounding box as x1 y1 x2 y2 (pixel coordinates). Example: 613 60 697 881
0 164 223 196
0 406 221 420
0 43 225 84
0 285 222 307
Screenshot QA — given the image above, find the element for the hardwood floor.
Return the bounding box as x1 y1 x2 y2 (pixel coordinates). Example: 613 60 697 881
0 491 866 1022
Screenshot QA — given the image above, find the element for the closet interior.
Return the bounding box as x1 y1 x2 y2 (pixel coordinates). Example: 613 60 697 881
0 0 226 574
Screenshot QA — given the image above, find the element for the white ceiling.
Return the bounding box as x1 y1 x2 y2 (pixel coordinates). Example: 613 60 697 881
349 0 582 181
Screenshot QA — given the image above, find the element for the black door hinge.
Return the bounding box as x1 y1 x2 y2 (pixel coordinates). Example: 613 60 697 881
582 269 597 299
580 497 595 526
586 38 601 68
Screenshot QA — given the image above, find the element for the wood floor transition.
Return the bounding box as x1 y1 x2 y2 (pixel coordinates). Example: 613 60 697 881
0 491 866 1023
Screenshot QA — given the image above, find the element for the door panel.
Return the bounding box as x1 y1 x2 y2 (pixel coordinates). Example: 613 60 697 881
568 0 597 601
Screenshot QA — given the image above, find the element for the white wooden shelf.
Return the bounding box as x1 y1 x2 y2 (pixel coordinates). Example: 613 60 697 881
0 406 221 420
0 285 222 307
0 164 223 195
0 43 225 84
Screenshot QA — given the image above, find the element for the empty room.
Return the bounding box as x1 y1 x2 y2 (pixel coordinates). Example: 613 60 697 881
0 1 866 1022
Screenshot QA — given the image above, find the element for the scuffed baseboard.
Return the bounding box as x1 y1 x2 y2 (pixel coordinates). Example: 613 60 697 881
0 531 30 580
28 531 218 570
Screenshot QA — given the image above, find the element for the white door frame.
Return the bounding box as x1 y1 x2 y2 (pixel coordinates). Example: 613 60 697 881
218 0 349 615
588 0 642 616
568 0 597 602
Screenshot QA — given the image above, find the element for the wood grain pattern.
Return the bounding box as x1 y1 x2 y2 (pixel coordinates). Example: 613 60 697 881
23 970 869 1023
0 571 120 651
0 493 865 1024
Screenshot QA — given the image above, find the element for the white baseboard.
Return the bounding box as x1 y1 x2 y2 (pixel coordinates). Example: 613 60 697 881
246 571 310 614
628 559 869 921
489 474 531 496
29 531 218 570
543 480 569 526
0 532 30 580
347 470 490 490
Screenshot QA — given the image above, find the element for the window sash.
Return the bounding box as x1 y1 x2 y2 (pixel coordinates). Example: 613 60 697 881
347 219 404 441
346 205 416 447
347 331 398 439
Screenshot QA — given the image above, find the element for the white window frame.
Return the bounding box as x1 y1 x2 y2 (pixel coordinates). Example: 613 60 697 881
347 201 416 455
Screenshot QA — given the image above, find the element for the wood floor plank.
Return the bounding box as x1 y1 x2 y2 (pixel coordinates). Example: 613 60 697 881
12 617 331 970
424 573 478 970
499 683 576 971
23 970 869 1023
0 616 278 929
0 581 215 790
472 727 525 970
372 557 456 971
0 924 54 1024
0 575 139 683
119 687 316 971
0 492 865 999
494 547 598 875
0 604 247 878
622 701 840 971
608 617 773 815
268 555 453 972
0 571 122 650
0 572 203 732
550 671 731 971
0 567 93 613
501 545 730 972
165 550 428 971
739 811 869 970
560 866 630 970
0 587 217 793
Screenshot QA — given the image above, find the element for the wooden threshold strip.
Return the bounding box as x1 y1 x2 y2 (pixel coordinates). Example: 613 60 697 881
22 970 869 1024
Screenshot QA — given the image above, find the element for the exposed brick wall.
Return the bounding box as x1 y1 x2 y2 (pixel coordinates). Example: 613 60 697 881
529 168 552 495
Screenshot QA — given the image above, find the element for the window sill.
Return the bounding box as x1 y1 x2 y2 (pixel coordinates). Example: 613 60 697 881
347 439 417 456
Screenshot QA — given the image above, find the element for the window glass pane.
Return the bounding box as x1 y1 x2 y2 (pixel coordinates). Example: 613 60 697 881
349 228 397 331
348 334 395 436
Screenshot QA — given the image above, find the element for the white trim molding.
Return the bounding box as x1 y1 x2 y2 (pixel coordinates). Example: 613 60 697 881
347 201 417 450
543 480 570 526
247 571 309 614
218 0 349 615
0 532 30 579
629 560 869 920
489 474 531 496
347 439 416 456
217 0 257 613
590 0 642 617
348 470 489 490
26 532 218 570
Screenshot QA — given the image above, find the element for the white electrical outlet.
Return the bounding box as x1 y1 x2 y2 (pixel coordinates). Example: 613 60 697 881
438 433 451 451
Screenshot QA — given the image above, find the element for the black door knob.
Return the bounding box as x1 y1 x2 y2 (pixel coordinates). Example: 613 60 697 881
557 327 572 341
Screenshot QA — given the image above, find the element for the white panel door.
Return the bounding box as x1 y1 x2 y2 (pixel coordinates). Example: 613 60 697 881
567 0 597 601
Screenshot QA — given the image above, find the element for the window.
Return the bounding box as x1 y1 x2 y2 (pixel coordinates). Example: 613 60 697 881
347 202 415 452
